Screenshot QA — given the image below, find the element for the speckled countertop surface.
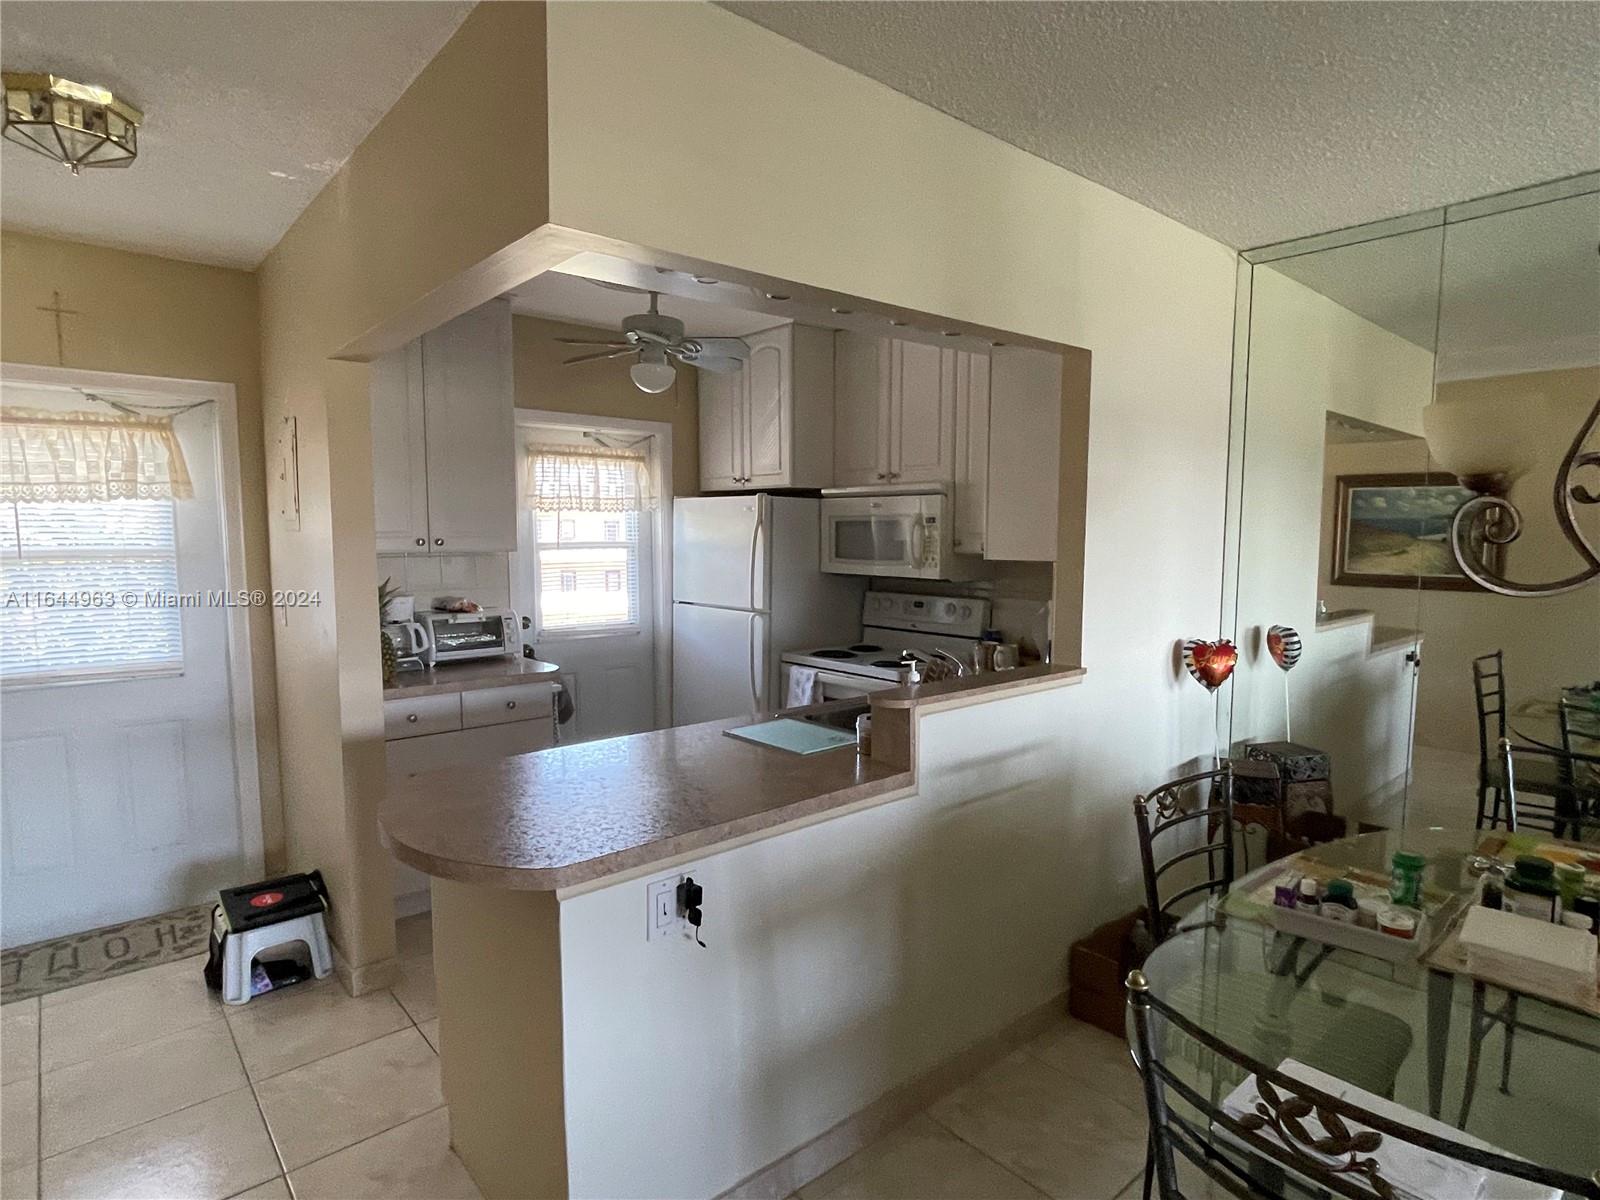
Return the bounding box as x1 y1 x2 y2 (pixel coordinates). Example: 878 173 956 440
382 657 562 699
380 715 912 890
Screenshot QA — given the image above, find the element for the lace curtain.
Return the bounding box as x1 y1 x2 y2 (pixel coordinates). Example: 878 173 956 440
0 407 194 502
526 443 653 513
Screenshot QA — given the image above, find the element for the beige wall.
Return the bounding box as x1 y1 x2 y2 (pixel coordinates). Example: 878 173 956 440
256 2 550 984
1320 366 1600 756
512 315 699 496
0 230 284 869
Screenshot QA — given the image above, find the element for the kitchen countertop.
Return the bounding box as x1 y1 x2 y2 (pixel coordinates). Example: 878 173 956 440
381 712 912 890
382 657 562 699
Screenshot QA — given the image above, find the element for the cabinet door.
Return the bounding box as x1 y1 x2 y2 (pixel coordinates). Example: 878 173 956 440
952 351 990 556
370 341 429 553
889 340 955 484
743 326 791 488
832 332 889 487
698 368 744 490
421 301 517 552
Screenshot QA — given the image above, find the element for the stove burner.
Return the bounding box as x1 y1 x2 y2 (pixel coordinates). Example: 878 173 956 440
848 643 883 653
810 648 856 659
871 659 909 669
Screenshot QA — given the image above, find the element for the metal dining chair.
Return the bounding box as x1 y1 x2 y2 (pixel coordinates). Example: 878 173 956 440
1455 737 1600 1127
1497 736 1599 839
1134 761 1279 944
1471 651 1567 829
1125 970 1597 1200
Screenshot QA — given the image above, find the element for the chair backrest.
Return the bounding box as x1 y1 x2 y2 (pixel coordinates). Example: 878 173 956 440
1134 763 1261 942
1498 736 1599 840
1124 971 1597 1200
1471 651 1506 771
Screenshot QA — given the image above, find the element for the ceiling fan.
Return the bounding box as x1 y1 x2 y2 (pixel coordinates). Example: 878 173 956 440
558 289 749 394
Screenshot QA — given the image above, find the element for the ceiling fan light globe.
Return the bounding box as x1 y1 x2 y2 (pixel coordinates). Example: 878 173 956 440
630 356 676 394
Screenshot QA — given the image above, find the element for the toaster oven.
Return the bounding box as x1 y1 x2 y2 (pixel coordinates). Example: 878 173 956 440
421 608 522 664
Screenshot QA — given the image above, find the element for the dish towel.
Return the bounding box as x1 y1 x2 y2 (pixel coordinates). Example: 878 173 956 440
785 666 821 707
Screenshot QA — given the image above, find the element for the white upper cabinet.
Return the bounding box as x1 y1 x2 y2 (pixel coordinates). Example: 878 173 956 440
371 340 430 554
889 339 957 485
951 350 991 556
984 346 1062 562
832 334 1061 562
370 300 516 554
831 332 888 487
698 324 833 492
833 334 957 487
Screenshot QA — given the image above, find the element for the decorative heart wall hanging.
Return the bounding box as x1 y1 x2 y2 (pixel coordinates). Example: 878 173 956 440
1182 639 1237 692
1266 625 1302 672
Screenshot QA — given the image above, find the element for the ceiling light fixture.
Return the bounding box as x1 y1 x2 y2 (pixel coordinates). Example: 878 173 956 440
629 346 677 394
1425 394 1600 597
2 73 141 173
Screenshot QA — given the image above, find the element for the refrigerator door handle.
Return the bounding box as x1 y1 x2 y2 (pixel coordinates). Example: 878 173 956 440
748 502 763 611
748 613 762 712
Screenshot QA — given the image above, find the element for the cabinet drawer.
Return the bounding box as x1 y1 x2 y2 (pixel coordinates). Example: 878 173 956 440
384 693 462 740
462 682 554 730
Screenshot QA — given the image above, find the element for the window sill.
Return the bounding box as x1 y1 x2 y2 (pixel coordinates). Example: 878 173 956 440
533 627 642 644
2 665 186 691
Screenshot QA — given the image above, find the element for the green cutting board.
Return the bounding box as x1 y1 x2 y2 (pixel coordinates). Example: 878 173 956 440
723 718 857 755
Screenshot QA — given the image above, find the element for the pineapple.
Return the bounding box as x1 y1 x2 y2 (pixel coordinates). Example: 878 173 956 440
378 576 401 686
381 631 399 687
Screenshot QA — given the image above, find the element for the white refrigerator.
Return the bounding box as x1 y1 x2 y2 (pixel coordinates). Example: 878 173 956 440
672 495 866 725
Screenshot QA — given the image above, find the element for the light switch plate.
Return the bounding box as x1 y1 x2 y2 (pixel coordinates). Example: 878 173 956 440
646 874 689 943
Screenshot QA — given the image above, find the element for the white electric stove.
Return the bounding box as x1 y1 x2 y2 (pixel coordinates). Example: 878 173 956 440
780 590 992 699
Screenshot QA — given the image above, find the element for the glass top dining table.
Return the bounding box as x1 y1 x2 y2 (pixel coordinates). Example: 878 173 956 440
1138 828 1600 1181
1512 693 1600 753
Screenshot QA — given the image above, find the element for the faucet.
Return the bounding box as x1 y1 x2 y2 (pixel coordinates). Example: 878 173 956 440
899 649 969 681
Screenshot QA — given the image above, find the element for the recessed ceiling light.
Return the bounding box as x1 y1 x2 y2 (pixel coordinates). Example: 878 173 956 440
888 319 908 327
990 340 1007 348
766 293 790 302
941 330 961 337
830 306 853 315
693 276 719 285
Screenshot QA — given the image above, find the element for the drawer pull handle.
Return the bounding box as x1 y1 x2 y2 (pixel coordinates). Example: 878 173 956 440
406 713 419 723
505 700 516 710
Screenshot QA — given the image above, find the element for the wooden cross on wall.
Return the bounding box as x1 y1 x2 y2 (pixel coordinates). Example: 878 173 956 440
37 290 80 366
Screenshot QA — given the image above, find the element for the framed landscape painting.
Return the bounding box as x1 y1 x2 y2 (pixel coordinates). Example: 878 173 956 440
1331 473 1496 591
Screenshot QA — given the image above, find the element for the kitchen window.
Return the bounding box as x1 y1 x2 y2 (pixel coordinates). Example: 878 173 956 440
526 444 648 636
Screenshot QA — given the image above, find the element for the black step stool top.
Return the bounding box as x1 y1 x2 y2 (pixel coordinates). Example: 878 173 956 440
218 871 328 933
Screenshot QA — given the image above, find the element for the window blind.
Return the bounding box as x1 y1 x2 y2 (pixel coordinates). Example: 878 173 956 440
0 498 184 684
528 444 646 636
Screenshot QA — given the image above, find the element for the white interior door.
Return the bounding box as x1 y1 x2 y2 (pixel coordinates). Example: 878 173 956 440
514 425 660 744
1 385 259 947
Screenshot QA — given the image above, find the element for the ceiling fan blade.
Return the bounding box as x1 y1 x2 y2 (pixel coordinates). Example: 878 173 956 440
564 347 640 366
683 337 750 357
555 337 632 347
681 354 744 375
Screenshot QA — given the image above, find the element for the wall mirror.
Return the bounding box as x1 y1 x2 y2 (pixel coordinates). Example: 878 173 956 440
1223 172 1600 834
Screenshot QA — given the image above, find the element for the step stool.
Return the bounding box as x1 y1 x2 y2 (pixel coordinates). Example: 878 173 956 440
216 872 333 1005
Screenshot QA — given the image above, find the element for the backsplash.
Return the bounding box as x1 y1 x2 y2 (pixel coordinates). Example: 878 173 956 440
868 561 1054 661
378 552 512 612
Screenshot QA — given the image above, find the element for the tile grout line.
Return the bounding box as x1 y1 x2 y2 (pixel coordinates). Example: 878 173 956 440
919 1104 1061 1200
220 1006 293 1199
282 1101 452 1184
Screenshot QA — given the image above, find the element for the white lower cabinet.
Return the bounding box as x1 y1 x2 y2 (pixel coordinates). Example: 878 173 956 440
383 682 556 906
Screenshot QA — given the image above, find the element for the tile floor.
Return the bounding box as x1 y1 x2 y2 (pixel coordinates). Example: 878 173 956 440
2 911 1159 1200
0 913 475 1200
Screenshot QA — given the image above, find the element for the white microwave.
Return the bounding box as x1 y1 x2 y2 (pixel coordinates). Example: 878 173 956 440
819 492 978 580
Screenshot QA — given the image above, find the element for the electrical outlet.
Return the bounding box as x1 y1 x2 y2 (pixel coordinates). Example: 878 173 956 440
646 875 688 943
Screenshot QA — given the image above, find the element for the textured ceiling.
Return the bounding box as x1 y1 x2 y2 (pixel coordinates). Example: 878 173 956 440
1268 188 1600 381
0 1 472 267
721 1 1600 250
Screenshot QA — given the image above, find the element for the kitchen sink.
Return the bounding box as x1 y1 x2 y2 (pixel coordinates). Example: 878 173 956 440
794 701 871 731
